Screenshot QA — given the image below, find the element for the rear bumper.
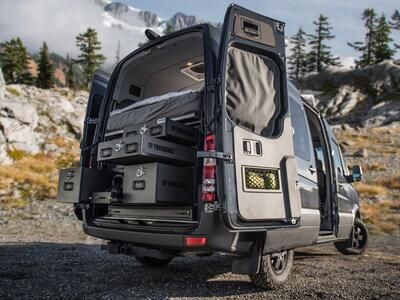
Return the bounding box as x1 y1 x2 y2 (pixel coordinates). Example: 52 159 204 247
83 213 238 253
83 225 186 249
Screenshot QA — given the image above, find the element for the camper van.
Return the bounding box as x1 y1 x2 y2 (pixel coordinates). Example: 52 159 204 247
57 5 368 289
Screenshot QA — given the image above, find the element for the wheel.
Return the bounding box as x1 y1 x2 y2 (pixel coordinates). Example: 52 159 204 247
249 249 294 290
334 218 368 255
135 256 173 267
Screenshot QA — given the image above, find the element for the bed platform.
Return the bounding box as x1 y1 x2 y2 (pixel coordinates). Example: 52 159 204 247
106 89 204 133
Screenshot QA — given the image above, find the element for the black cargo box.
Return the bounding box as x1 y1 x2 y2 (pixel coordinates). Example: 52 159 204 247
57 168 115 203
97 135 196 166
123 118 199 146
122 163 195 204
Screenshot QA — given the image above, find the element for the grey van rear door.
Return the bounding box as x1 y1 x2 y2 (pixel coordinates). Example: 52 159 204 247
218 5 301 228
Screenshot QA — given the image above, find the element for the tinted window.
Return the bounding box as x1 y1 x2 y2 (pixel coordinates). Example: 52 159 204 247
330 139 345 176
289 100 311 161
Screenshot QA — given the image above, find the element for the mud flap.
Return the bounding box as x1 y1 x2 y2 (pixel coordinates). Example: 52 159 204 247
232 237 264 275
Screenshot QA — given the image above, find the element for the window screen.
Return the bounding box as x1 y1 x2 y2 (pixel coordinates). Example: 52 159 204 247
289 100 311 161
330 139 345 176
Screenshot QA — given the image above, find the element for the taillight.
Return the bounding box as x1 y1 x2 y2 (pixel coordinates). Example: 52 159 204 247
202 134 217 202
185 236 207 247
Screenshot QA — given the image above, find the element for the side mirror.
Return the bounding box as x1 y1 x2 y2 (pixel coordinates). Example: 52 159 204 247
351 165 363 182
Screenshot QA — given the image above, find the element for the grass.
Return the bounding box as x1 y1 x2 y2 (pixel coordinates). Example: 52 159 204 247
7 149 27 161
0 137 80 209
361 201 400 234
375 175 400 190
6 87 21 96
365 162 387 172
354 182 387 197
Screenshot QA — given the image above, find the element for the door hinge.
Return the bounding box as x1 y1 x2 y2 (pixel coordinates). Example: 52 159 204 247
204 201 224 212
85 118 99 125
205 75 221 94
197 151 234 163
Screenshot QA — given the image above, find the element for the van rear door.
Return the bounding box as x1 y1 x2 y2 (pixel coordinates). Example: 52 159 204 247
217 5 301 229
80 70 109 167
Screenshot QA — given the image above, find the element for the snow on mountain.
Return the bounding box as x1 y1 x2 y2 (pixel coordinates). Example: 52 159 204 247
0 0 201 67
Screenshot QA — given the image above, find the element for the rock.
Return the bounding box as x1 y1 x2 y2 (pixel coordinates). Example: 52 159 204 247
299 60 400 127
353 148 368 158
0 84 89 164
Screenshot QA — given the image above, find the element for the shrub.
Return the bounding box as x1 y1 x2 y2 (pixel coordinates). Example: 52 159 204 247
6 87 21 96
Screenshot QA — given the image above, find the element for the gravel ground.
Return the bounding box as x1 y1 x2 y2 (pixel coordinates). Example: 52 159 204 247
0 200 399 299
0 237 399 299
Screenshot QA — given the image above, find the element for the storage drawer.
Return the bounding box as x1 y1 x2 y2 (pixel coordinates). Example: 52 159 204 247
122 163 195 204
97 135 196 166
57 168 115 203
123 118 199 146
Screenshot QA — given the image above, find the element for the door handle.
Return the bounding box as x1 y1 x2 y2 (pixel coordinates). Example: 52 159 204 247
309 166 316 174
338 183 345 189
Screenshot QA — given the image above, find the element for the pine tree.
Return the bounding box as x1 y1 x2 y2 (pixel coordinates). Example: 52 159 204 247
65 54 75 89
36 41 54 89
0 37 33 84
390 10 400 49
348 9 378 67
307 15 341 73
373 15 395 63
163 23 174 35
288 27 308 80
74 28 106 88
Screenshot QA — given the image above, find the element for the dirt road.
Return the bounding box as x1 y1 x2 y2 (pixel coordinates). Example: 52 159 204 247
0 235 399 299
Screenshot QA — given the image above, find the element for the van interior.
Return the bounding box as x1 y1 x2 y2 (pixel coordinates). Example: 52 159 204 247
305 107 334 233
94 32 206 229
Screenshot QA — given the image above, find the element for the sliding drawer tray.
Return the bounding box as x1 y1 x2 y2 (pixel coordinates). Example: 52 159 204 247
97 135 196 166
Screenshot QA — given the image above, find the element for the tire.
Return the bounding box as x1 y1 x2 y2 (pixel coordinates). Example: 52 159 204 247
135 256 173 267
334 218 368 255
249 249 294 290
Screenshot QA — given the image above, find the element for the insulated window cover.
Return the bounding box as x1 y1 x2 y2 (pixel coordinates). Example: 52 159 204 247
226 47 280 135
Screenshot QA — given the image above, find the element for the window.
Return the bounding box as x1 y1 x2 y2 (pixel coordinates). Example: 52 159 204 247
330 139 345 176
289 100 311 161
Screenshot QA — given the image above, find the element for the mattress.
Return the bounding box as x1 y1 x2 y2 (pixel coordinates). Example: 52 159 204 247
106 89 203 132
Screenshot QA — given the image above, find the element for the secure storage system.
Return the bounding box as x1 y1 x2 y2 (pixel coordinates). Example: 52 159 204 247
97 134 196 166
122 163 195 204
57 168 115 203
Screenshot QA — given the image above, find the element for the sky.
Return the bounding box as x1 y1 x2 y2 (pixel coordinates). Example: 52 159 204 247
122 0 400 60
0 0 398 66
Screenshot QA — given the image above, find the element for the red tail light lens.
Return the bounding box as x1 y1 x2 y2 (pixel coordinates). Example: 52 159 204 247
205 134 216 151
185 236 207 247
202 134 217 202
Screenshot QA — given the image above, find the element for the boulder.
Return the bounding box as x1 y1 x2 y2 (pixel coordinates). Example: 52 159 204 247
353 148 368 158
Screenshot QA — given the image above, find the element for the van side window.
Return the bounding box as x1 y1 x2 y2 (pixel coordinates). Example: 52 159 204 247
289 100 311 161
330 139 345 176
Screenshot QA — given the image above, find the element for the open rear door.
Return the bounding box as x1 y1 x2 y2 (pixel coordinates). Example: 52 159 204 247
218 5 301 229
80 70 109 168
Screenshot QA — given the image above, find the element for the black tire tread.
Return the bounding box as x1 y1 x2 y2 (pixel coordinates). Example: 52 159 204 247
249 250 294 290
334 218 368 255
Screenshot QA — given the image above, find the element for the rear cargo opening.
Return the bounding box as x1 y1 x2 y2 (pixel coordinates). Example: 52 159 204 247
92 31 206 229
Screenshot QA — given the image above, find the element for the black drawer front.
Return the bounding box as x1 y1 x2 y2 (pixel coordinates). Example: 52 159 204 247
97 135 196 166
57 168 115 203
122 163 195 204
123 119 199 146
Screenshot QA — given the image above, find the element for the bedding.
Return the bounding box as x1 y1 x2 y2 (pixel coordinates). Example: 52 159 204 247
106 88 203 132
